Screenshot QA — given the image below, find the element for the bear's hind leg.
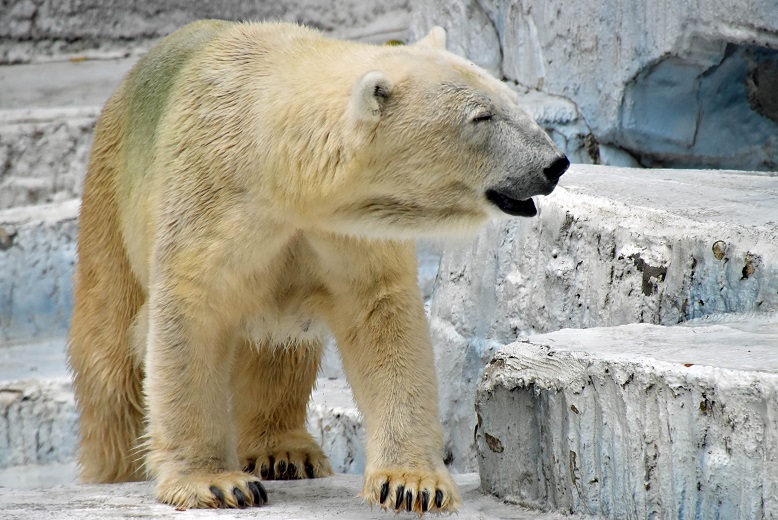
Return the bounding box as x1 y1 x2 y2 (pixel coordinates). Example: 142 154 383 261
68 222 146 483
232 338 333 480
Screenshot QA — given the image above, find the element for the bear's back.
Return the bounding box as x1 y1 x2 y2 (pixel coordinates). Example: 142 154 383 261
120 20 233 185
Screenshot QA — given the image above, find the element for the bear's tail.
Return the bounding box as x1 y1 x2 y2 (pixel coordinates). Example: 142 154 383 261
68 101 146 483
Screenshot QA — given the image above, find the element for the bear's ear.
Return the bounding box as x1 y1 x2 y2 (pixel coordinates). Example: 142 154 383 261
349 70 393 124
414 26 447 49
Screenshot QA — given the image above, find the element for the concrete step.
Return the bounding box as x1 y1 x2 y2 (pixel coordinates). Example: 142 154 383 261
430 164 778 472
0 57 137 208
0 334 364 477
0 200 79 342
0 377 363 487
0 0 411 64
0 473 592 520
476 312 778 519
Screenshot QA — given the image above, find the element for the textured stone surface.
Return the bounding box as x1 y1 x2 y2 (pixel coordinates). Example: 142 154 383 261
0 58 136 209
0 0 411 63
431 164 778 472
512 86 594 165
412 0 778 170
0 109 97 209
476 314 778 518
307 379 364 475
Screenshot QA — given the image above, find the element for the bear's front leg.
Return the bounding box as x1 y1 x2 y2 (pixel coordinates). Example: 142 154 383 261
143 276 266 509
314 236 461 515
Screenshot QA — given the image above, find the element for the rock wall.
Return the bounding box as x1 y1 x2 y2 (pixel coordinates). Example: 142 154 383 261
411 0 778 170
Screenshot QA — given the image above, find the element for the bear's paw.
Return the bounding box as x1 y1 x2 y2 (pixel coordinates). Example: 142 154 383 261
240 430 333 481
155 471 267 509
363 467 461 516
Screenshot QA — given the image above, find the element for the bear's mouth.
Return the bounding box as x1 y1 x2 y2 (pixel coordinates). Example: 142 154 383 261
485 189 537 217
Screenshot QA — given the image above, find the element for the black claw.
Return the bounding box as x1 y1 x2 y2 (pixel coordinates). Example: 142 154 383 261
421 490 429 512
395 485 405 510
278 460 287 477
260 463 269 479
258 481 268 503
209 485 225 507
233 488 246 508
435 489 443 508
380 481 389 504
248 481 263 506
244 459 256 474
305 461 315 478
288 463 297 479
267 456 275 479
405 490 413 512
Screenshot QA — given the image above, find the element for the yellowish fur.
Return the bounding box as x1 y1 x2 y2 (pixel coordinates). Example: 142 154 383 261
68 20 564 514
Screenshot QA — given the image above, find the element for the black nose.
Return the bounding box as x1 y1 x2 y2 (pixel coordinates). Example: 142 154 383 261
544 156 569 181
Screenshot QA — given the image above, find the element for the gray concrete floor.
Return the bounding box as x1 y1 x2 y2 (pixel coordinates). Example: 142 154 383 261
0 473 586 520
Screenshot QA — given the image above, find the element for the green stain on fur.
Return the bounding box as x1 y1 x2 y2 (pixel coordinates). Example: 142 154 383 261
123 20 229 184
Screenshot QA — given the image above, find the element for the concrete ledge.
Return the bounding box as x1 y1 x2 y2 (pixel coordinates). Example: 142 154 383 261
430 164 778 472
0 57 133 209
475 313 778 519
0 376 364 475
0 473 589 520
308 379 365 475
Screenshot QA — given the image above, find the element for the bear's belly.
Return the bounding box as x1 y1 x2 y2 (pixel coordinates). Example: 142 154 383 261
240 312 329 347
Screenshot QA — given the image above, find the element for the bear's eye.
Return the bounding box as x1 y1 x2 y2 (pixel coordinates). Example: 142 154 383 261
471 112 493 123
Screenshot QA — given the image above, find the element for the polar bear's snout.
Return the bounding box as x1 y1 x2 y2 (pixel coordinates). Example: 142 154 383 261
544 155 570 182
484 153 568 217
484 188 538 217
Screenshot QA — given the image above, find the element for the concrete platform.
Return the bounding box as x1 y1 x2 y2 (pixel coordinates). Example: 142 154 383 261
476 313 778 519
0 473 590 520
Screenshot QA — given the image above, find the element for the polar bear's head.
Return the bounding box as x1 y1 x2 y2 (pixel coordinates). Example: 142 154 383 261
331 27 568 238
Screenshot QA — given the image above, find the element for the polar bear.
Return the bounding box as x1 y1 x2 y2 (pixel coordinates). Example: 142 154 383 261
68 20 568 514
